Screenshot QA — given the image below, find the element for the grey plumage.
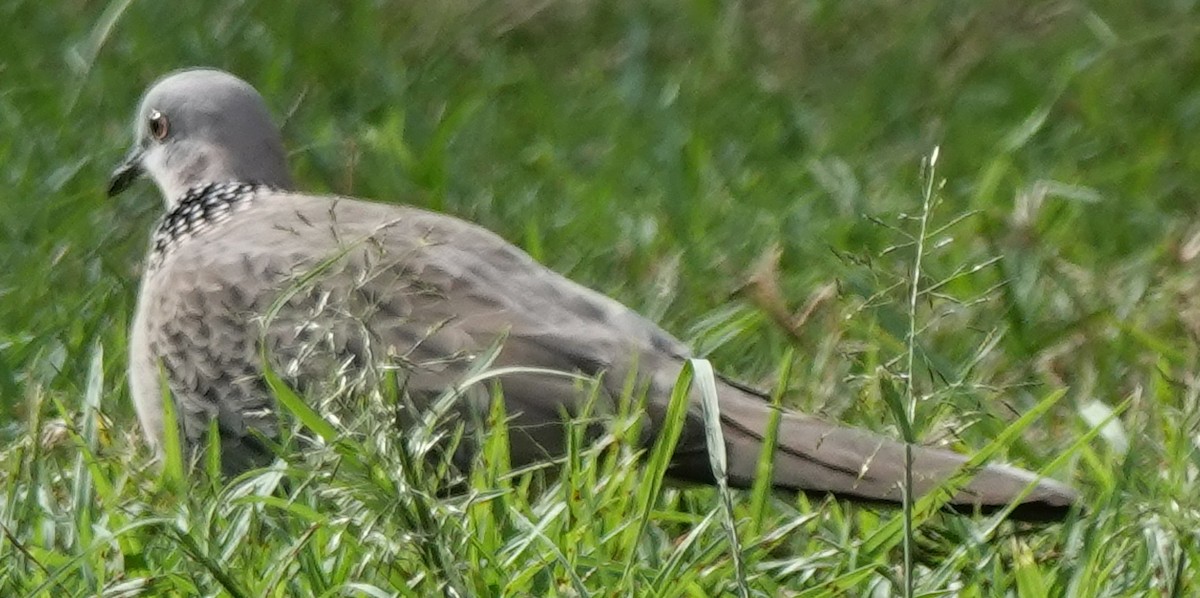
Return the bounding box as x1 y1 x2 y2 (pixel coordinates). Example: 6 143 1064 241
111 68 1079 521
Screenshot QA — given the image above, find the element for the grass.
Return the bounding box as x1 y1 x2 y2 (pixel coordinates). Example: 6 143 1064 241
1 0 1198 595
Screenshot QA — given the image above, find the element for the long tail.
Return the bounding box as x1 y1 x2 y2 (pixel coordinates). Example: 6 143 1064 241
696 380 1079 523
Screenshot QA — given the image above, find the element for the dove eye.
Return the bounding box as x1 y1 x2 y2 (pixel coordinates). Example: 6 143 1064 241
147 110 170 141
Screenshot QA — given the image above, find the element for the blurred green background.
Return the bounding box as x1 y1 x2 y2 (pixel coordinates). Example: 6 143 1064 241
1 0 1198 594
6 0 1197 437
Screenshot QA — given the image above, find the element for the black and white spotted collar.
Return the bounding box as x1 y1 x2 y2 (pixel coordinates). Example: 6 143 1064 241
148 181 271 267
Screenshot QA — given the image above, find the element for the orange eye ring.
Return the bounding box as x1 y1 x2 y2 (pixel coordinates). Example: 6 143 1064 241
148 109 170 141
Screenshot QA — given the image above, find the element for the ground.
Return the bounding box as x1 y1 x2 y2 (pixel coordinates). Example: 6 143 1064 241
0 1 1196 595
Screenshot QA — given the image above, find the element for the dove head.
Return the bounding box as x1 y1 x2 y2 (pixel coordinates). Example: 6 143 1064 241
108 68 293 206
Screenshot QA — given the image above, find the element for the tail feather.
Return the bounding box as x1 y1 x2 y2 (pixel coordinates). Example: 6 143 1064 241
711 382 1079 523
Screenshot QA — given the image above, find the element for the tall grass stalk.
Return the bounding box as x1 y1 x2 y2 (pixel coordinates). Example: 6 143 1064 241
901 146 941 598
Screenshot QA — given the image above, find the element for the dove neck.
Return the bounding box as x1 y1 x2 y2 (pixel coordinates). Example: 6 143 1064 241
148 181 271 268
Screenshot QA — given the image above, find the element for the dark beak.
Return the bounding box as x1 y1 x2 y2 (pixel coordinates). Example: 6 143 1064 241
107 145 145 197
